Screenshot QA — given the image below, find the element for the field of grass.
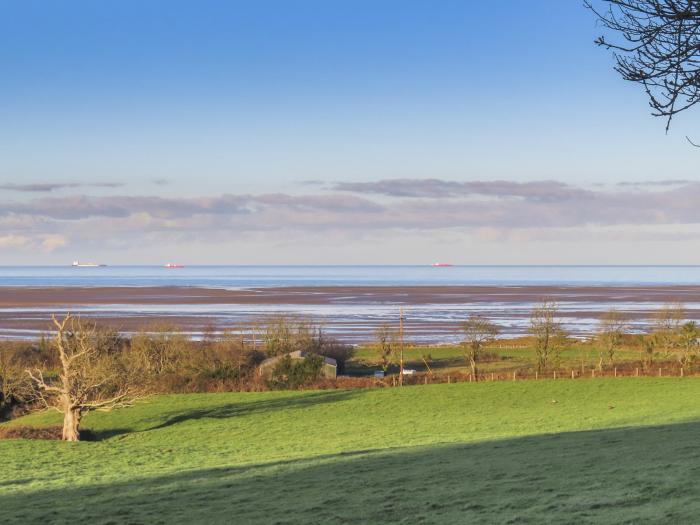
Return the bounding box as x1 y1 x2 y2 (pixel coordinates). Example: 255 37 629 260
2 378 700 523
349 340 654 376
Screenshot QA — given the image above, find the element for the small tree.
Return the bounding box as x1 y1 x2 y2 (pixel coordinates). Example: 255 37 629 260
0 346 35 418
529 301 569 373
263 316 325 356
375 323 398 374
677 321 699 372
211 328 265 379
130 325 189 377
652 303 685 350
27 315 142 442
461 315 500 380
267 354 324 390
639 332 656 370
596 310 627 370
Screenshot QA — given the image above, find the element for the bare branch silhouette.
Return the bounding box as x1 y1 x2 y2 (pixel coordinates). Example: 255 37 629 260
586 1 700 133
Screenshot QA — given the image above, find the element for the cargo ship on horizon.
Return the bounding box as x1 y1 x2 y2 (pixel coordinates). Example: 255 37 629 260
72 261 107 268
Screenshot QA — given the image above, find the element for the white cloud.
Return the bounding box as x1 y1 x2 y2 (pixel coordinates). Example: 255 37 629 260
3 178 700 263
0 235 31 249
40 234 68 252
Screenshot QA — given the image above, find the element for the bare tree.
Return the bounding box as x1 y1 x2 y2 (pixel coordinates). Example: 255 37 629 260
596 310 628 370
27 315 142 441
461 315 500 380
586 0 700 138
652 302 685 349
529 301 569 373
374 323 398 374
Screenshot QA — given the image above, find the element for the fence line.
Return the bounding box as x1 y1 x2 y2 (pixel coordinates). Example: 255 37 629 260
378 363 698 388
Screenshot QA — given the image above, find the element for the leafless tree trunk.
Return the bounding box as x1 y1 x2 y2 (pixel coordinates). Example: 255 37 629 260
652 302 685 350
62 403 81 442
461 315 500 381
529 301 569 373
27 314 141 442
596 309 627 370
374 323 398 374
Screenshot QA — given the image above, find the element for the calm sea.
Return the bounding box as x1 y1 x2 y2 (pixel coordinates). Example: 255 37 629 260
1 265 700 287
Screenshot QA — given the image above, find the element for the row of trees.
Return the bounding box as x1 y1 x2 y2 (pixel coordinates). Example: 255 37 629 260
476 302 698 378
373 301 571 380
461 301 570 378
375 301 700 381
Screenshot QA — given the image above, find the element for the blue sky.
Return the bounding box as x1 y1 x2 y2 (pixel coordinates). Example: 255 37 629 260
0 1 698 264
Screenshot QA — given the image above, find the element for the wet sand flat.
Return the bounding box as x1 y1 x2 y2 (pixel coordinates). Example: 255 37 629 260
2 285 700 341
2 284 700 307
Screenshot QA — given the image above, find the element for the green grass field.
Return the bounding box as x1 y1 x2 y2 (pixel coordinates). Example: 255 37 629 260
2 378 700 523
349 341 654 376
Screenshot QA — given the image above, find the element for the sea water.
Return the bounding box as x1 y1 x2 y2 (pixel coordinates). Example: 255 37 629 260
1 265 700 287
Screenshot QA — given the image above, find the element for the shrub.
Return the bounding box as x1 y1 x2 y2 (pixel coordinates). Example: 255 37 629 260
308 341 354 374
268 354 324 390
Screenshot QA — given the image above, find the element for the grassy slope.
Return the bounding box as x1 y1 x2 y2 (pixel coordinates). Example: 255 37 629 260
2 379 700 524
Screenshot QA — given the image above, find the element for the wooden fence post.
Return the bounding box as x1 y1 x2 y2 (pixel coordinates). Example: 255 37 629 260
553 370 557 380
535 371 538 380
447 375 451 384
571 369 575 379
681 367 684 378
491 372 495 381
513 371 516 381
614 367 617 378
635 368 639 377
658 368 662 377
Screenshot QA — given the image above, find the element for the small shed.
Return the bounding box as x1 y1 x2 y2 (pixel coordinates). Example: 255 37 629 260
259 350 338 378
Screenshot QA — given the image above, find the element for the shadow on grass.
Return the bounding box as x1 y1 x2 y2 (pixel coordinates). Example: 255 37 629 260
3 420 700 524
82 428 134 441
147 389 361 431
82 389 363 440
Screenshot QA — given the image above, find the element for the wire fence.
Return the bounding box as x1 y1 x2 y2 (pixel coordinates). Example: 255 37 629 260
237 361 699 392
387 362 697 387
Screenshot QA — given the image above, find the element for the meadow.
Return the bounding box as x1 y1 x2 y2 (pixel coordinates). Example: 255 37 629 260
349 338 659 377
2 378 700 523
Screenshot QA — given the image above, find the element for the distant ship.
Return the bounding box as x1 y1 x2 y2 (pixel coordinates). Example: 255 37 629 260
431 263 454 267
72 261 106 267
164 263 185 268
